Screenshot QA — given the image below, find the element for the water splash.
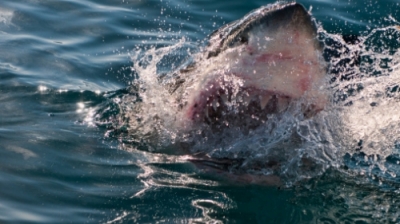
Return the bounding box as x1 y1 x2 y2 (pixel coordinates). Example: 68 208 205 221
93 24 400 188
317 26 400 189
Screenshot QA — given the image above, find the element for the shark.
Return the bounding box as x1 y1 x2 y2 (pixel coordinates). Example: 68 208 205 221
128 2 329 185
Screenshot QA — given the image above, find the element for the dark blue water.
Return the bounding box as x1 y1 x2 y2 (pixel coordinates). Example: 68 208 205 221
1 0 400 223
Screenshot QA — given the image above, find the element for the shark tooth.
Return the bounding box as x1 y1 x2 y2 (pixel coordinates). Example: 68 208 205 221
260 95 272 110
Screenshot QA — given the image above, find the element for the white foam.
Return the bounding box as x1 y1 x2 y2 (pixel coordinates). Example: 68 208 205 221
0 7 13 26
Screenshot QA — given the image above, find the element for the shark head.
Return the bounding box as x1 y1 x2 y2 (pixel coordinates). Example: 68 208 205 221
172 3 327 131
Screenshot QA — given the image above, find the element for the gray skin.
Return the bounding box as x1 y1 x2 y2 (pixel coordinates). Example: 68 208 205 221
205 2 323 59
155 2 328 185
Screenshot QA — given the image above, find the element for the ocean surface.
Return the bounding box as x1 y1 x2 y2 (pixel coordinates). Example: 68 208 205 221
1 0 400 223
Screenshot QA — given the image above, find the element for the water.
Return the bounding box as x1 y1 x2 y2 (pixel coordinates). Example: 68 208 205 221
0 0 399 223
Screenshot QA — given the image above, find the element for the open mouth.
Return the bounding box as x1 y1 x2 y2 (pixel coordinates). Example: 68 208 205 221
185 78 293 131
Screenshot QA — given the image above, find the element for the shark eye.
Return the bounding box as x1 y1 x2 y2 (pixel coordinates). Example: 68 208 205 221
229 35 249 48
239 35 248 44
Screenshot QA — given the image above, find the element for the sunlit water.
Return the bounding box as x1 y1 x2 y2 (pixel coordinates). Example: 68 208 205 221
1 0 400 223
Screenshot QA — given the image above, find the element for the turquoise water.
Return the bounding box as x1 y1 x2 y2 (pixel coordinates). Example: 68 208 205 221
0 0 400 223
